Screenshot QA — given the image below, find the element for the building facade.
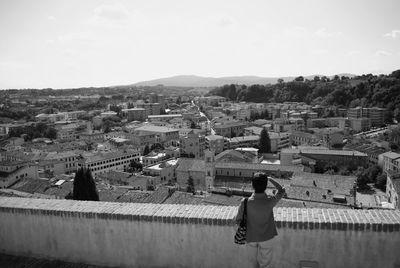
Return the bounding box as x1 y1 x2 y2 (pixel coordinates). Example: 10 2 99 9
179 131 205 159
80 150 141 177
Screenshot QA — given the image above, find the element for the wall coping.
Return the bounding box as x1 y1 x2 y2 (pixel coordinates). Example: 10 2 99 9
1 197 400 232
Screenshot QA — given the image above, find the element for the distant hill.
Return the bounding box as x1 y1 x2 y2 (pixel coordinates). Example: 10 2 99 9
133 74 356 87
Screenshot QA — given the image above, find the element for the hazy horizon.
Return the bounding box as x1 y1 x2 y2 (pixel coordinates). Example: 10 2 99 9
1 0 399 89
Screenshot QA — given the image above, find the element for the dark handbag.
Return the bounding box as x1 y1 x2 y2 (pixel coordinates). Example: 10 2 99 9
234 198 248 244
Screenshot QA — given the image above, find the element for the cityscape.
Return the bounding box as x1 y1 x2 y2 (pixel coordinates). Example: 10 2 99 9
1 0 400 267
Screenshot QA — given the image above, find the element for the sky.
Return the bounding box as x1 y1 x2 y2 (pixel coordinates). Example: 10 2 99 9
0 0 399 89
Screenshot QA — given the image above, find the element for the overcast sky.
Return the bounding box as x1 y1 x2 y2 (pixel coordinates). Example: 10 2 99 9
0 0 399 89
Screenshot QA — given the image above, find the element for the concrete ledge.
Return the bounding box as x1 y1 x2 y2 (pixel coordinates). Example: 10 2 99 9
1 197 400 267
1 197 399 231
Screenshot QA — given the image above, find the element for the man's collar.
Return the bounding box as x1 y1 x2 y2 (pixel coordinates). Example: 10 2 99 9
251 193 267 199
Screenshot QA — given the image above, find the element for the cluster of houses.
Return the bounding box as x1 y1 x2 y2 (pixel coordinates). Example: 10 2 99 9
1 93 398 210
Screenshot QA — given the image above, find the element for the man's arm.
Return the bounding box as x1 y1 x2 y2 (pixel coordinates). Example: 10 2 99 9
269 178 285 205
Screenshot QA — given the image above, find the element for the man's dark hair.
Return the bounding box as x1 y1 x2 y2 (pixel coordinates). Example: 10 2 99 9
252 172 268 193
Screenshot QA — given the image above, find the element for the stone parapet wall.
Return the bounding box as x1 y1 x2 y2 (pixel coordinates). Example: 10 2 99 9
1 197 399 231
1 197 400 267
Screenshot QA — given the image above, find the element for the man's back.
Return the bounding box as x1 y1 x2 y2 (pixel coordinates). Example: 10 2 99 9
246 193 280 243
236 178 285 242
235 175 285 267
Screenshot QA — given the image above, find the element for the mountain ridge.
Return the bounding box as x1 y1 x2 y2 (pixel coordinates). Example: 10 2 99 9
132 74 357 87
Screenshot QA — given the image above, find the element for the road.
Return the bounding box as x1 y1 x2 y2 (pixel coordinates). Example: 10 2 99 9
192 100 215 135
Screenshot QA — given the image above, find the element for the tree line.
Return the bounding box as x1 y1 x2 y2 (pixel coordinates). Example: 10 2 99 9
208 70 400 122
8 122 57 141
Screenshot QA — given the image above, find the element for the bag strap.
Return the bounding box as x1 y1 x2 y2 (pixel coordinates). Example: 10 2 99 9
242 198 248 225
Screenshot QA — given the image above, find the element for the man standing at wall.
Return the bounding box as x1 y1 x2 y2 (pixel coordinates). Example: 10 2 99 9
236 172 285 268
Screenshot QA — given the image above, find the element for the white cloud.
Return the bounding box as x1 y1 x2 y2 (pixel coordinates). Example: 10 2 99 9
93 4 129 21
0 61 30 70
315 28 342 38
46 15 56 21
218 15 235 27
383 30 400 39
63 48 77 57
374 50 392 57
86 4 131 30
311 49 329 55
347 50 361 56
45 39 55 45
57 32 96 43
284 26 308 38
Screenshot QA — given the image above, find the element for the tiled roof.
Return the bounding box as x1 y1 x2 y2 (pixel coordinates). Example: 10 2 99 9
11 179 51 194
44 151 78 160
215 162 302 172
82 149 137 163
163 191 204 205
244 126 263 135
202 194 243 206
205 134 224 141
381 151 400 160
0 189 38 198
176 158 205 173
282 148 367 157
229 135 259 143
291 131 315 139
214 121 246 128
134 125 179 133
97 170 132 181
215 149 254 162
141 187 172 203
98 187 129 202
253 119 270 126
117 191 153 203
43 181 73 198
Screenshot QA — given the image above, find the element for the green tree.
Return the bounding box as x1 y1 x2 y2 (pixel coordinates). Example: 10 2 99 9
103 125 111 133
190 121 196 129
150 143 164 151
129 160 143 172
44 127 57 139
187 176 195 194
258 127 271 153
355 167 371 192
375 173 387 192
143 145 150 156
73 167 99 201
